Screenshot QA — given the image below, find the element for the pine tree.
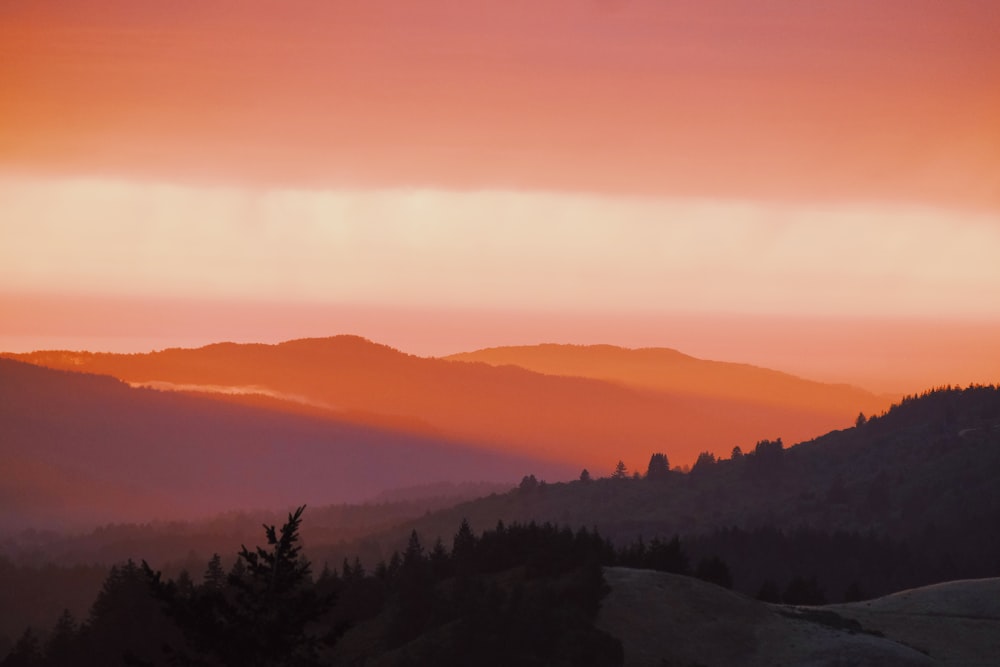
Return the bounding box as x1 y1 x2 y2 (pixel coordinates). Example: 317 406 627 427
429 538 451 579
203 553 226 591
146 505 337 667
1 628 41 667
87 559 173 666
645 453 670 480
453 519 477 576
388 531 435 647
695 556 733 589
44 609 77 666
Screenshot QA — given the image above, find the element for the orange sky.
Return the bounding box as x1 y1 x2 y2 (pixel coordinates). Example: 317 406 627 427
3 1 999 202
2 0 999 393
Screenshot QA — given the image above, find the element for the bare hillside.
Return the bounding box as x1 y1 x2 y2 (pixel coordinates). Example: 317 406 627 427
597 568 1000 667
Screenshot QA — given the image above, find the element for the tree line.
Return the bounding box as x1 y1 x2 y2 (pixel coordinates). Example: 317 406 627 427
1 508 626 667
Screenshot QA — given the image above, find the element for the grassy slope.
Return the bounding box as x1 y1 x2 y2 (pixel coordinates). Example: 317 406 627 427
598 568 1000 667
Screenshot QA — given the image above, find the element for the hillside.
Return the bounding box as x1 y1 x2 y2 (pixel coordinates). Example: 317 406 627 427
360 384 1000 535
308 385 1000 598
446 343 888 414
599 568 1000 667
6 381 995 599
3 382 999 662
0 358 565 531
6 336 892 469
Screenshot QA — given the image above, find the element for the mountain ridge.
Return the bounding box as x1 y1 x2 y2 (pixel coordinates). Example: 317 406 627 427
4 335 894 469
445 342 891 413
0 357 569 531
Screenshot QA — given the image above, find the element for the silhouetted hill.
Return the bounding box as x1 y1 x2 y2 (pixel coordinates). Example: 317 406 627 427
368 385 998 533
315 385 1000 597
0 358 570 531
3 382 998 664
6 336 892 469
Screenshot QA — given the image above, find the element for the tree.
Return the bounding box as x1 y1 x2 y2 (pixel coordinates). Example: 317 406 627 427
611 460 628 480
203 553 226 591
856 412 867 428
87 559 174 666
644 537 689 575
783 575 826 605
754 438 783 458
730 446 743 460
175 569 195 598
519 474 539 493
44 610 77 666
750 438 785 473
402 530 425 568
579 469 592 483
453 519 477 574
690 451 717 475
0 628 41 667
429 538 451 579
145 505 337 667
388 531 436 646
695 556 733 589
645 453 670 481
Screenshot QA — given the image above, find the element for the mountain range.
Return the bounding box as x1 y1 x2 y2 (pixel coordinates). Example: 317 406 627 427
5 336 892 477
0 357 566 531
1 360 997 663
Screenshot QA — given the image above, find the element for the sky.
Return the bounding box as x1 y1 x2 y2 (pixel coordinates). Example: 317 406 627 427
2 0 999 393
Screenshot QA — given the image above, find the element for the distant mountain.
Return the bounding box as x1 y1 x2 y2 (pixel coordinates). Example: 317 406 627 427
445 343 888 414
6 336 893 470
0 358 569 531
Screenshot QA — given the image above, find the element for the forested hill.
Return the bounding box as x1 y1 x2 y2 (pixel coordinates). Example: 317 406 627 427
2 385 998 659
370 384 1000 540
324 385 1000 597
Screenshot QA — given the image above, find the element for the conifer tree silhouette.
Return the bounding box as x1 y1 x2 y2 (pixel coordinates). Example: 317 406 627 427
145 505 338 667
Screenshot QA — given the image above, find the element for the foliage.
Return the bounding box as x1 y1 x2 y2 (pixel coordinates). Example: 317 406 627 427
694 556 733 589
144 505 338 667
6 386 1000 665
782 575 827 606
519 475 539 493
3 513 626 667
690 451 717 475
645 453 670 481
0 628 41 667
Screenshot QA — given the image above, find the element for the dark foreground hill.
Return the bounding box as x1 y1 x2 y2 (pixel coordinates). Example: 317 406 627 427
0 358 569 531
6 506 999 667
599 568 1000 667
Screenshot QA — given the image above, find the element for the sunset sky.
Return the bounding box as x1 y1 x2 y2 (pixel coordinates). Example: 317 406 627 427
2 0 999 393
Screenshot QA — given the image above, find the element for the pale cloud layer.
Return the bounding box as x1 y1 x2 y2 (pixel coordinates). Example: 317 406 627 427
3 177 999 319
